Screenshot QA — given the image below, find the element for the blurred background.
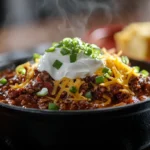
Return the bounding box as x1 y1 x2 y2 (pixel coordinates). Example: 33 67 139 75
0 0 150 61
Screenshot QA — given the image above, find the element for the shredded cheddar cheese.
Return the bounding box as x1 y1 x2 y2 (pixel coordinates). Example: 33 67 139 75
102 95 111 106
53 77 87 102
97 48 139 95
11 61 37 89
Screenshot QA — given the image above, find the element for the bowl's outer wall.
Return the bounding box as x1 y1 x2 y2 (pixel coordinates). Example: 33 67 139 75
0 57 150 150
1 102 150 150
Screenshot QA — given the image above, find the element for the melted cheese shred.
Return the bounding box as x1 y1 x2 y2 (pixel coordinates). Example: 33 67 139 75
100 49 139 95
11 62 38 89
52 77 87 102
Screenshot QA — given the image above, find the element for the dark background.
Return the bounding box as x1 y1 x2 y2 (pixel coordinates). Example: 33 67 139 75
0 0 147 27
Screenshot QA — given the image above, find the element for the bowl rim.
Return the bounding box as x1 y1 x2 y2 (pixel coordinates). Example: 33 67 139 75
0 99 149 115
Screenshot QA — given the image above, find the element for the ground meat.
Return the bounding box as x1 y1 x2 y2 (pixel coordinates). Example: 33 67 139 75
36 71 53 82
109 84 123 95
142 76 150 96
79 83 89 95
59 100 72 110
24 70 54 95
9 75 20 84
0 67 150 110
8 89 20 99
115 92 132 102
79 82 94 96
129 76 144 93
59 100 92 110
60 91 67 99
26 81 43 93
38 98 52 109
129 75 150 98
84 75 97 83
92 86 107 100
34 70 54 94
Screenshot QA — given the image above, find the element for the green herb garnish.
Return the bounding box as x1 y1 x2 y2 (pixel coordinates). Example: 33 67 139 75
63 38 72 46
69 86 77 93
17 67 26 75
85 91 92 99
121 56 129 65
53 60 63 69
72 38 82 46
60 48 70 55
70 53 77 63
95 76 105 84
133 66 140 73
84 48 92 56
45 47 55 52
48 103 59 110
92 49 101 59
140 70 149 77
0 78 7 85
104 73 110 79
36 88 48 97
102 67 112 74
44 37 103 61
33 53 41 61
52 42 61 48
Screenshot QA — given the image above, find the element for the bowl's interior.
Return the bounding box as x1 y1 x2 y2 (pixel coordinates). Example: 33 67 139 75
0 52 150 114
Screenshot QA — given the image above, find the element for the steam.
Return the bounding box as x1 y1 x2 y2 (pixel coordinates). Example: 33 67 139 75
56 0 113 38
34 0 114 38
2 0 149 53
4 0 150 30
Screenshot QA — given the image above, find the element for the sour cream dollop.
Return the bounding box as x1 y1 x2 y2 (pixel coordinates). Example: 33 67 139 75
37 48 104 80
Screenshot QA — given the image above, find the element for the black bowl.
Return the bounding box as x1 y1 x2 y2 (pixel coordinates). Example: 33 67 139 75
0 56 150 150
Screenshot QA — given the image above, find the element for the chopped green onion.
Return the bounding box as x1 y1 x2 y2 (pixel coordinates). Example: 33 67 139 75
72 38 82 46
140 70 149 77
70 53 77 63
84 48 92 56
60 48 70 55
84 43 89 47
17 67 26 75
0 78 7 85
72 39 78 46
48 103 59 110
85 91 92 99
90 44 100 49
121 56 129 65
69 86 77 93
45 47 55 52
52 60 63 69
104 73 110 78
36 88 48 97
133 66 140 73
72 48 79 54
63 38 72 42
52 42 62 48
92 49 100 59
52 42 58 46
63 38 72 46
52 42 61 48
33 53 41 61
95 76 105 84
102 67 112 74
